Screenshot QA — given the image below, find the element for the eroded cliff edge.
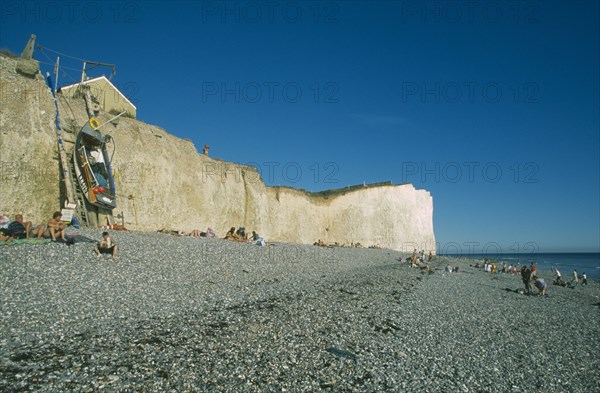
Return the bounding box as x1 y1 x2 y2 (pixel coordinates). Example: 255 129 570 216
0 54 435 252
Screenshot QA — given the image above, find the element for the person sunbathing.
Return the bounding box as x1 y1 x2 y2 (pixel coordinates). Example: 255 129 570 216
7 214 44 240
158 228 185 236
42 211 67 241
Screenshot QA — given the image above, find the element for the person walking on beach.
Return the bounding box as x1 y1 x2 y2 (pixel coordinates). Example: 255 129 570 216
521 266 532 295
581 273 588 286
552 268 565 286
572 270 579 286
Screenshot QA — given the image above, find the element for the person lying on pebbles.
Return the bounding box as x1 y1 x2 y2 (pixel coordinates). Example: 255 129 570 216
6 214 44 240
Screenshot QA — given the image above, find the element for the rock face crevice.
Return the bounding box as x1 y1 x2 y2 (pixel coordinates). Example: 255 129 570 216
0 55 435 252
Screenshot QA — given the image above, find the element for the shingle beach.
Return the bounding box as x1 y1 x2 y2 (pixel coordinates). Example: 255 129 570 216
1 229 599 392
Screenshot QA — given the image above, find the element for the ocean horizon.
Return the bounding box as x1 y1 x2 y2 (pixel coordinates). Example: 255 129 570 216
440 252 600 280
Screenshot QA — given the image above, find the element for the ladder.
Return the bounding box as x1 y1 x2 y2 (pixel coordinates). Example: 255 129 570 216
65 149 92 227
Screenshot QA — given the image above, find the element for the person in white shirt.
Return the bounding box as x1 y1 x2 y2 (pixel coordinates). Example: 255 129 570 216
94 231 117 259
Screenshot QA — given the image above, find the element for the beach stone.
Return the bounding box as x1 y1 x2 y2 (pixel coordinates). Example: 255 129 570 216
1 229 598 391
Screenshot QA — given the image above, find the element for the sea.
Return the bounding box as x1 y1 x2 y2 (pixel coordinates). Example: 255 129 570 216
441 252 600 280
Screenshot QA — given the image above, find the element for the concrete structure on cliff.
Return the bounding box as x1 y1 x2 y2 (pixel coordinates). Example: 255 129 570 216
0 53 436 252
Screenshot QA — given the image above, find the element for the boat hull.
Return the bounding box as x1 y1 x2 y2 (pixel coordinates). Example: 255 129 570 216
73 118 117 210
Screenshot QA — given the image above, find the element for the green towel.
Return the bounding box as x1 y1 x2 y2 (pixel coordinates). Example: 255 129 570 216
0 238 52 246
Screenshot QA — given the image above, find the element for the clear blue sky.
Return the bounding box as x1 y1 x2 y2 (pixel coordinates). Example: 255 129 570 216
2 1 598 253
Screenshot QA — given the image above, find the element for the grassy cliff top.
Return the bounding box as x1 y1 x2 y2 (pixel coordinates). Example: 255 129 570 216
272 181 412 199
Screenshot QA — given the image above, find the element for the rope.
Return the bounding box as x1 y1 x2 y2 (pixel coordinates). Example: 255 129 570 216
36 51 81 87
37 61 80 86
37 44 87 62
37 60 82 73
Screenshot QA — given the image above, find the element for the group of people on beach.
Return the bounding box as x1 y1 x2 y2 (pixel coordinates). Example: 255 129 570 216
313 239 382 249
472 258 590 296
7 212 592 286
473 259 523 275
521 263 587 296
1 211 118 259
157 226 264 244
157 227 217 238
394 250 434 272
551 267 588 287
405 250 434 267
0 212 68 242
519 263 549 296
224 226 265 245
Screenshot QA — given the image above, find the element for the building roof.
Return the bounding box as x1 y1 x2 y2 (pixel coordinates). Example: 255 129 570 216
59 75 137 110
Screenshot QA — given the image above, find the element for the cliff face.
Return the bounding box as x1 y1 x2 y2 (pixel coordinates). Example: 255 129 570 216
0 55 435 252
0 55 60 221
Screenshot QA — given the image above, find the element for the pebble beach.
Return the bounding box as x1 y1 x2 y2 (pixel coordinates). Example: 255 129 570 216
1 229 599 392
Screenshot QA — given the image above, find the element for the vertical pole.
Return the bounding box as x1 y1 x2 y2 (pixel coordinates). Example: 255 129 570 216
81 61 86 83
54 57 59 93
49 56 75 208
131 193 139 229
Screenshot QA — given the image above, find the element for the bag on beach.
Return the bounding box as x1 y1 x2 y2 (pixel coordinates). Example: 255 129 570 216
206 227 216 238
0 215 10 229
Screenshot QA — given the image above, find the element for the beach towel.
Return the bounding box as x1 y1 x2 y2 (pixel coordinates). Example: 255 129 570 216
0 238 52 246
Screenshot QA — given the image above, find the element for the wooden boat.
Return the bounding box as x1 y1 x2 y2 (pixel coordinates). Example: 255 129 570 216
73 118 117 209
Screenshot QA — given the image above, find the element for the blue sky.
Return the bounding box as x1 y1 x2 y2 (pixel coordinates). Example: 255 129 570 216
1 1 598 253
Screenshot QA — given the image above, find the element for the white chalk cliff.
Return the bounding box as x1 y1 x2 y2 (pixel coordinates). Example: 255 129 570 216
0 54 435 252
